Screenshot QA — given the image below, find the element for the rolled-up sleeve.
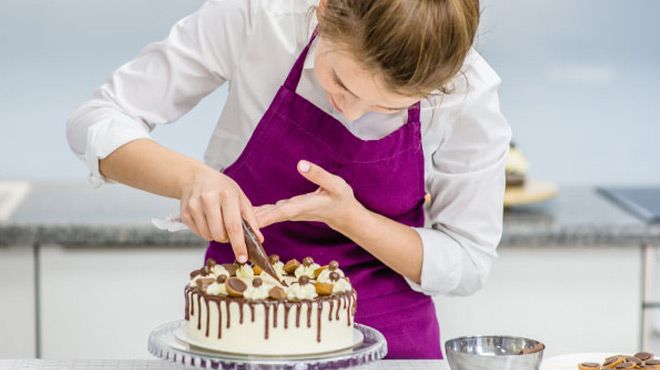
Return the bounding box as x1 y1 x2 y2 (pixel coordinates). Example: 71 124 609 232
405 50 512 296
66 0 255 185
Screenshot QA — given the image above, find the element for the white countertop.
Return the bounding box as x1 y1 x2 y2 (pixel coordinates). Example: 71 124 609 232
0 359 449 370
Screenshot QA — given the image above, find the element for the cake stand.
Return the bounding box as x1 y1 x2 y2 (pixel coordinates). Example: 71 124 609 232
148 320 387 370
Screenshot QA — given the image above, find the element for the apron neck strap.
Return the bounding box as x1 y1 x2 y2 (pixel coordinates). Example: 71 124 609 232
283 28 318 91
284 28 422 125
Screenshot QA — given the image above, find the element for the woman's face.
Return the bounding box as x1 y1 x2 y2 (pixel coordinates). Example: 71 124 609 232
313 37 420 122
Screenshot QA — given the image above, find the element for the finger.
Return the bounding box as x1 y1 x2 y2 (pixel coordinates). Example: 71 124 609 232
188 197 213 241
240 194 265 243
258 195 314 227
254 204 276 217
180 204 202 239
297 160 345 194
221 194 248 263
201 192 227 242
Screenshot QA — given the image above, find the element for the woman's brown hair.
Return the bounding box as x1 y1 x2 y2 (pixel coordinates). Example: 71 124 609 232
317 0 480 96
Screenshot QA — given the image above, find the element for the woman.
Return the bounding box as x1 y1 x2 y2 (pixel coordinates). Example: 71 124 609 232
67 0 510 358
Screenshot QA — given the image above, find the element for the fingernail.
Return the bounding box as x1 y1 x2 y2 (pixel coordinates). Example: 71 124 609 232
237 254 248 263
298 160 311 173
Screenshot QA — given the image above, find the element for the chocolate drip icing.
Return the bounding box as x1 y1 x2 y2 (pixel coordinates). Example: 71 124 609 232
284 303 291 329
295 303 302 328
185 289 190 320
264 303 270 340
317 301 322 342
217 300 222 339
204 297 210 337
190 291 195 316
196 294 202 330
306 301 312 328
273 303 278 328
225 300 231 329
184 287 356 343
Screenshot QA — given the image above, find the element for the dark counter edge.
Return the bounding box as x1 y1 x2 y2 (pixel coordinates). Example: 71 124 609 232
2 223 660 248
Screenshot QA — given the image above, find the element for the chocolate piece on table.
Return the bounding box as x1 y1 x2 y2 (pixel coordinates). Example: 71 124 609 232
646 359 660 365
269 254 280 264
615 362 635 369
284 259 301 274
625 356 642 365
578 363 600 369
603 357 624 368
302 256 314 267
635 352 654 361
268 286 287 300
242 221 282 284
225 277 247 297
253 277 263 288
328 260 339 271
298 275 310 285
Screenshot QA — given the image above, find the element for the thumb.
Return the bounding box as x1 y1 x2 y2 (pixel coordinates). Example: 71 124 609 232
297 160 343 194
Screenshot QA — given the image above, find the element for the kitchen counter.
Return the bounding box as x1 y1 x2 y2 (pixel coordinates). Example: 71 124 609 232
0 359 448 370
1 182 659 247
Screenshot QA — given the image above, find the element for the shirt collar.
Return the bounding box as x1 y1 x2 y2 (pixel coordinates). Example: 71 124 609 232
303 10 319 70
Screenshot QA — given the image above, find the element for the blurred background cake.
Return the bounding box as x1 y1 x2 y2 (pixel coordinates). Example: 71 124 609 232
505 142 530 188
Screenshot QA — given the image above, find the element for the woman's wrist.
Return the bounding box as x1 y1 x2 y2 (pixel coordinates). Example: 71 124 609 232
328 200 370 234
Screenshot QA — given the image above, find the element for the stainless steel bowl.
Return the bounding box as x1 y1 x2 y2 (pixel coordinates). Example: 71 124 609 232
445 335 545 370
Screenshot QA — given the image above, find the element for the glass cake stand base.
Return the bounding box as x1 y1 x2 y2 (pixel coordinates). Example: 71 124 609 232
148 320 387 370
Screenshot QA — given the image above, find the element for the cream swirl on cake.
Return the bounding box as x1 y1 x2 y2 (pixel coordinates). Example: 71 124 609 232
184 256 357 355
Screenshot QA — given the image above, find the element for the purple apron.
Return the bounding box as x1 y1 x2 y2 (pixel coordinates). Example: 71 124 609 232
205 32 441 359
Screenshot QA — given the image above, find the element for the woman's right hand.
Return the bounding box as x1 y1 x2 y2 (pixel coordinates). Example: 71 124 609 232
180 166 264 263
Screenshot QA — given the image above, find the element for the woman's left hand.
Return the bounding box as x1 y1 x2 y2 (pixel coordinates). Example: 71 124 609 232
255 160 362 230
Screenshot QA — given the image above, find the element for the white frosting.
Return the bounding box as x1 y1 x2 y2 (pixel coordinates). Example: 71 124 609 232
294 263 321 279
189 275 202 287
282 275 298 286
211 264 229 277
260 271 284 286
332 278 352 293
206 281 227 296
273 261 285 276
317 268 345 283
286 283 318 300
243 283 271 300
236 264 255 284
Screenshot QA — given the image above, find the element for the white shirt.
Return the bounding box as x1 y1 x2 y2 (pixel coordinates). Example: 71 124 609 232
66 0 511 297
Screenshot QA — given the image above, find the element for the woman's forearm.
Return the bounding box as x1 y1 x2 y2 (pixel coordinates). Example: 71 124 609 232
332 204 424 284
99 138 208 199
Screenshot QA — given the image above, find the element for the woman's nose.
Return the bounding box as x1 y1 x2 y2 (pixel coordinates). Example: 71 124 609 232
340 95 368 122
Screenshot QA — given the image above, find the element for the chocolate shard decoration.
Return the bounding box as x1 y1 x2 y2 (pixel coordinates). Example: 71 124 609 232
242 220 282 285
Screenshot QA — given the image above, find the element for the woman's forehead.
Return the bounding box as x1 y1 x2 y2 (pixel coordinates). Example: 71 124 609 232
320 40 420 106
